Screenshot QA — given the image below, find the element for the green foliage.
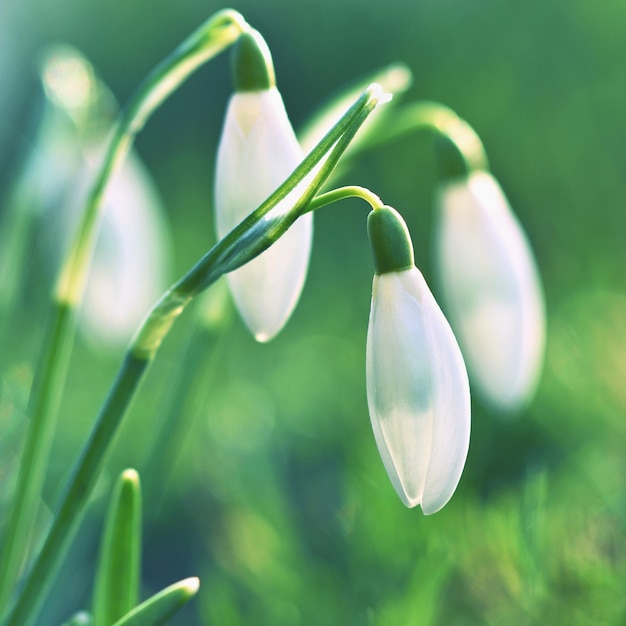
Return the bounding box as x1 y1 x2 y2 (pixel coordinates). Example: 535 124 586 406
93 469 142 626
111 579 200 626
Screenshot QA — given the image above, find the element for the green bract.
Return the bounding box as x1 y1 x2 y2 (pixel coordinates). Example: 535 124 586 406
367 206 415 275
232 28 276 91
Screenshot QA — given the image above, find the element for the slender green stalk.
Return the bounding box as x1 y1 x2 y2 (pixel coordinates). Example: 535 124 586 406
0 82 386 626
0 300 76 609
0 9 246 610
1 354 149 626
304 185 384 213
349 100 489 173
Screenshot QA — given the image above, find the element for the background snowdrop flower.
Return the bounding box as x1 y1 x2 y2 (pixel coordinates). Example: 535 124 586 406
366 206 471 514
17 46 171 347
76 150 172 346
214 29 312 342
434 169 546 412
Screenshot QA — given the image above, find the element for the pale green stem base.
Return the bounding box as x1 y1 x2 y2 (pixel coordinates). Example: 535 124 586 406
1 353 149 626
0 301 76 610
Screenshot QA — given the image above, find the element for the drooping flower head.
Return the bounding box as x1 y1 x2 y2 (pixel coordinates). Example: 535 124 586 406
366 206 471 514
434 160 546 413
5 46 171 347
214 29 312 342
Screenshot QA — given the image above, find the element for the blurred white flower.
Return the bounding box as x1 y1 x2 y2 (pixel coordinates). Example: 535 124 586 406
434 170 546 412
18 46 171 347
367 207 470 514
214 88 312 342
77 150 171 346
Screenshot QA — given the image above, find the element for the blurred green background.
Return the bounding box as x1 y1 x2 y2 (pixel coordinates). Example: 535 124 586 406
1 0 626 624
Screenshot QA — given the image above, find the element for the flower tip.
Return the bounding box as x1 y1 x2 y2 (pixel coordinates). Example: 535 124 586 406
232 28 275 91
183 577 201 595
253 330 274 343
365 82 392 106
120 468 140 485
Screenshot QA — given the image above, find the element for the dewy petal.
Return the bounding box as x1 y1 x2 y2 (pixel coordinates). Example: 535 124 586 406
434 171 546 412
214 88 312 342
366 268 471 513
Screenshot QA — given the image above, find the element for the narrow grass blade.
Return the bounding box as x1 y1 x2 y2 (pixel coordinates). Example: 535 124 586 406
111 578 200 626
93 469 142 626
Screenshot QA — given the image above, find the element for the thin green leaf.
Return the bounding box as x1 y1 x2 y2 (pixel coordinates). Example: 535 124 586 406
298 62 413 154
93 469 142 626
111 578 200 626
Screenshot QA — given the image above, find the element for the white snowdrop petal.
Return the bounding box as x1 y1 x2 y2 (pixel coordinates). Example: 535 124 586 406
366 268 470 511
416 274 471 514
434 170 545 412
215 89 312 341
81 151 171 345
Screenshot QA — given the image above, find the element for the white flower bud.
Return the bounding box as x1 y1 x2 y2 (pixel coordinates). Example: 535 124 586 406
214 88 312 342
434 170 546 412
367 208 470 514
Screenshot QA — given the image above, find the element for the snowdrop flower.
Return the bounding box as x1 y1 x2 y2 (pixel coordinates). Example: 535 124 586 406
366 206 470 514
30 47 171 346
214 29 312 342
434 170 546 412
77 150 171 345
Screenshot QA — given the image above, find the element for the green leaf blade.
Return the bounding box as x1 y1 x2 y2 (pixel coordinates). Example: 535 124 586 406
93 469 142 626
111 578 200 626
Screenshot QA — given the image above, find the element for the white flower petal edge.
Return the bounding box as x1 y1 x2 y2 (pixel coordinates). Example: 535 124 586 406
215 88 312 342
366 268 471 514
434 171 546 412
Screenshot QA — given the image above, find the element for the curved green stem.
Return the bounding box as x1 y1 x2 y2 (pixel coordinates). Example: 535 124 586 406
0 8 246 616
304 185 384 214
0 82 386 626
356 101 489 175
